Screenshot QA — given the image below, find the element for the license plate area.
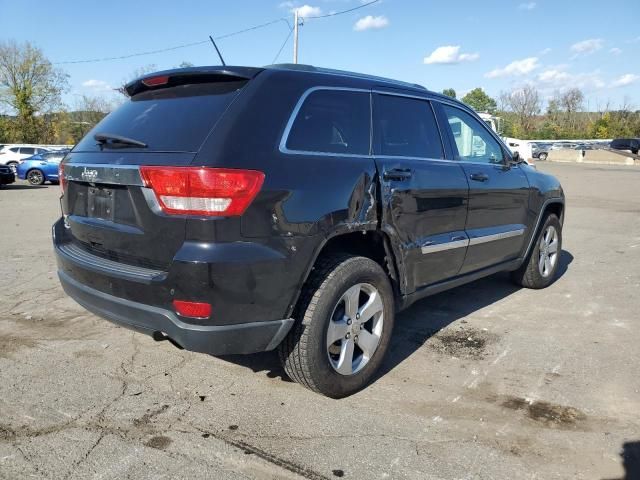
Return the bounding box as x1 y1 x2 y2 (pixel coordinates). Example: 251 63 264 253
87 186 115 221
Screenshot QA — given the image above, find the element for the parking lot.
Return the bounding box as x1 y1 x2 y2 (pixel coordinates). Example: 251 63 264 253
0 162 638 479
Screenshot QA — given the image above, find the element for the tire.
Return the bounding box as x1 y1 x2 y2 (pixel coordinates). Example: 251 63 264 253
511 214 562 289
278 254 395 398
7 161 18 173
27 169 45 186
538 152 548 161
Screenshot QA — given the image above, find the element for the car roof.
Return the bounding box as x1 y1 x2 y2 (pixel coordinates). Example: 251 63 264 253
129 63 439 97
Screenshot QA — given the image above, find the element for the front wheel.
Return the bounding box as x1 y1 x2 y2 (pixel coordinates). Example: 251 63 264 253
279 254 395 398
7 162 18 173
27 169 45 185
511 214 562 289
538 152 548 161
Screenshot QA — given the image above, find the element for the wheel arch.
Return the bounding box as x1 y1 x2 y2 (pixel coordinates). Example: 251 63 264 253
287 228 403 317
521 197 565 262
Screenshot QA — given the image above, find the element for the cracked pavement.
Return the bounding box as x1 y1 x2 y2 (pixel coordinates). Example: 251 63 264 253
1 162 639 479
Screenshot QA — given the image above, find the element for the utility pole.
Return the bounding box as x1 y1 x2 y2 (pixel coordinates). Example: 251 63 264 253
293 9 299 64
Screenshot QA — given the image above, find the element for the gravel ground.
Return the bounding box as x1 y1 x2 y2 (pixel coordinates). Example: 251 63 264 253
0 162 639 480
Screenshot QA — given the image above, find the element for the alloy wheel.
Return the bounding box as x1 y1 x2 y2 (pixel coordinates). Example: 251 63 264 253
326 283 384 375
27 170 44 185
538 225 559 277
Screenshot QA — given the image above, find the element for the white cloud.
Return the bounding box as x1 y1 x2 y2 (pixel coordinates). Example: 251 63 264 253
570 38 603 56
423 45 479 65
354 15 389 31
518 2 537 10
611 74 640 88
82 79 113 92
279 1 295 8
536 67 605 91
539 47 552 55
485 57 539 78
294 5 321 17
609 47 622 55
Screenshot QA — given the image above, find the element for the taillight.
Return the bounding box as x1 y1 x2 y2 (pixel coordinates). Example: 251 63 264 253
173 300 211 319
139 167 264 216
59 163 66 194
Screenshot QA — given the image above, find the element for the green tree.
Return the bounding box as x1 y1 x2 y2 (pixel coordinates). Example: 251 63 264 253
462 88 497 114
442 88 456 99
0 40 69 143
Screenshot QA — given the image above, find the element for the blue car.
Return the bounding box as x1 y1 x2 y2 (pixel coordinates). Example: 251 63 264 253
17 150 69 185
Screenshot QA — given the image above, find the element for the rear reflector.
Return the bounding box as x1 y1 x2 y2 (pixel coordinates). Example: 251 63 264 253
173 300 211 319
139 167 264 216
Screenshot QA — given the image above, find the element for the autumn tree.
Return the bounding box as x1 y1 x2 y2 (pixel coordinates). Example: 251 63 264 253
500 85 541 136
0 40 69 142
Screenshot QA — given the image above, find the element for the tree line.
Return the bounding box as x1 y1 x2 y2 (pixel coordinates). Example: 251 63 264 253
443 86 640 140
1 40 639 145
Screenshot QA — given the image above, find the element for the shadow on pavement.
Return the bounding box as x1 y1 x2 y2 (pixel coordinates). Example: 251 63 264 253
1 184 49 190
603 441 640 480
218 250 574 386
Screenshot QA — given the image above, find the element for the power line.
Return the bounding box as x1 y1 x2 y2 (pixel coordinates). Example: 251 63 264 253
272 26 294 64
301 0 380 19
52 18 291 65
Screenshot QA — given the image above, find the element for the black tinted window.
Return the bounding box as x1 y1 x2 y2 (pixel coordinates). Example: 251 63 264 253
20 147 35 154
9 147 19 153
285 90 370 155
74 81 247 152
374 94 443 158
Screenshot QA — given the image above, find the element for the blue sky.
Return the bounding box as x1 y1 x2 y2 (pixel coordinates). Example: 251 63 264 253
2 0 639 110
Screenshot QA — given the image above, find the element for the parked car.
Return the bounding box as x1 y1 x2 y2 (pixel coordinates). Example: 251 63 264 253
550 143 577 150
0 145 50 172
0 164 15 187
54 64 565 398
16 150 69 185
610 138 640 155
531 142 550 161
574 144 595 150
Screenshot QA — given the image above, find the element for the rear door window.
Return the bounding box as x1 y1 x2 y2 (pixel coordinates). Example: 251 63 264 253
284 89 370 155
74 81 247 153
373 94 443 159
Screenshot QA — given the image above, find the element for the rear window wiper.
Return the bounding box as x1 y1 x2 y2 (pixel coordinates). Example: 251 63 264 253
94 132 148 149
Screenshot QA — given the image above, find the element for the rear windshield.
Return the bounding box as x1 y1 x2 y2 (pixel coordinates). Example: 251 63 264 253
74 81 246 153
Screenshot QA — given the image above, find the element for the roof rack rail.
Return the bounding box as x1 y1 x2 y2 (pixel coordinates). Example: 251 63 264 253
266 63 427 91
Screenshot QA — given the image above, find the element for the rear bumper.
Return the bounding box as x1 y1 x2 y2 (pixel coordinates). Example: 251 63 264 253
58 269 294 355
0 172 15 184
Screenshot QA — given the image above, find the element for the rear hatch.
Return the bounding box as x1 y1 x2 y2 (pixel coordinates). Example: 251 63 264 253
60 67 261 271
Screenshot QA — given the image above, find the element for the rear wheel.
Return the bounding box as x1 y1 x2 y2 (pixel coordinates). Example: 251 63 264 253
538 152 548 161
511 214 562 289
279 254 394 398
27 169 45 186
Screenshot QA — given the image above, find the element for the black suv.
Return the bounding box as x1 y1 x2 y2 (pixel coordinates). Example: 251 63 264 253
610 138 640 155
54 65 565 398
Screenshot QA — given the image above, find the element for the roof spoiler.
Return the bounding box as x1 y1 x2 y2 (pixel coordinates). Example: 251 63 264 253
125 66 263 97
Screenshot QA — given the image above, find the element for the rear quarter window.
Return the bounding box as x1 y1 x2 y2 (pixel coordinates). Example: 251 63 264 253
74 81 247 153
284 89 370 155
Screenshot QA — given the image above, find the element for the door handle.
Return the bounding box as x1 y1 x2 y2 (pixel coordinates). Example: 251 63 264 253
469 172 489 182
383 168 413 181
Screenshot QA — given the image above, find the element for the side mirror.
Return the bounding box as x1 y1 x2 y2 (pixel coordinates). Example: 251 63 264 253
510 151 523 164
